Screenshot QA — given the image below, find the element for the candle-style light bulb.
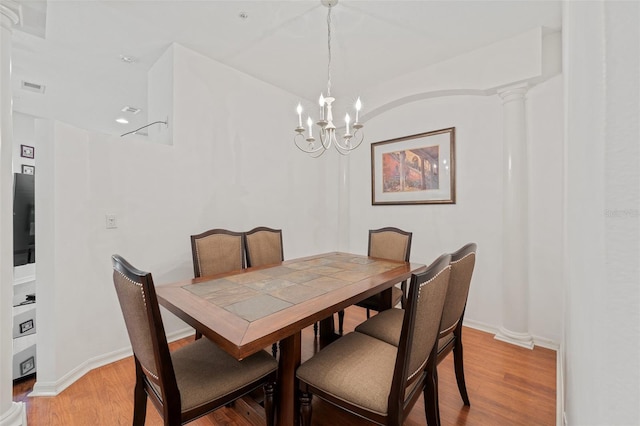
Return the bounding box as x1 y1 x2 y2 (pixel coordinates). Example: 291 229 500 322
355 97 361 123
307 116 313 137
319 94 325 120
345 113 351 134
296 103 303 127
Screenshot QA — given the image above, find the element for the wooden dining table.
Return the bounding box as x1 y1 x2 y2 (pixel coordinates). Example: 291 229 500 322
156 252 425 426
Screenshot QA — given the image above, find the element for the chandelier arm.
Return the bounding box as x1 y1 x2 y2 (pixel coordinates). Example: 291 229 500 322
348 128 365 151
318 128 334 150
332 127 362 151
311 147 329 158
294 133 326 154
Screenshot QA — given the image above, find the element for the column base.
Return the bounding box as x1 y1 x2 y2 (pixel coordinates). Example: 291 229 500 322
0 402 26 426
494 327 534 349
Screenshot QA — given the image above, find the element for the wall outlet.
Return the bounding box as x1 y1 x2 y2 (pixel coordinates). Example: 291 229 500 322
105 214 117 229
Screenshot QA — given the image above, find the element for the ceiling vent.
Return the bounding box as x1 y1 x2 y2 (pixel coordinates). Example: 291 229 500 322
21 80 45 94
121 106 141 114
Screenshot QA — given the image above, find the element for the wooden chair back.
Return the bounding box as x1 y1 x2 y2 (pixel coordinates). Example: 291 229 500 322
388 253 451 423
190 229 245 277
111 254 179 420
440 243 477 338
368 227 412 262
244 227 283 268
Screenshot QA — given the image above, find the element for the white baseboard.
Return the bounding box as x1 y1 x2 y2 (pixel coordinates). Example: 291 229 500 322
495 327 535 349
463 319 560 350
0 402 26 426
29 327 194 397
557 344 565 426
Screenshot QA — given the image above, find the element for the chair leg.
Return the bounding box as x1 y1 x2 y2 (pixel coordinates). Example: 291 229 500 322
300 391 313 426
424 365 441 426
272 342 278 358
313 322 318 337
195 331 202 340
132 365 147 426
453 338 470 406
338 310 345 335
366 308 371 319
264 381 276 426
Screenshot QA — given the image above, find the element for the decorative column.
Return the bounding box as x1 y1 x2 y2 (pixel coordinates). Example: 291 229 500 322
495 84 534 349
0 2 26 425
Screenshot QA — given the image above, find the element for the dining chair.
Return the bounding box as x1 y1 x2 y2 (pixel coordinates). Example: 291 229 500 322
244 226 283 357
331 227 412 336
244 226 284 268
191 228 245 278
111 254 277 426
355 242 477 424
190 228 245 339
297 253 451 426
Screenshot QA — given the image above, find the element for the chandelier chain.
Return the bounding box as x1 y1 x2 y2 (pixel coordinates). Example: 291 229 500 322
326 6 332 97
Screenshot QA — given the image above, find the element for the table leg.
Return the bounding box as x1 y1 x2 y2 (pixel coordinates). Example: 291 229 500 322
277 332 301 426
318 315 339 348
380 287 393 310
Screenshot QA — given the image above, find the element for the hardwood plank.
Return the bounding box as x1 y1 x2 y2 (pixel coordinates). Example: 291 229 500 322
14 306 556 425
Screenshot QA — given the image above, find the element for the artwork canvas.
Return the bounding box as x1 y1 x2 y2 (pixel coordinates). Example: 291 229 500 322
372 128 455 205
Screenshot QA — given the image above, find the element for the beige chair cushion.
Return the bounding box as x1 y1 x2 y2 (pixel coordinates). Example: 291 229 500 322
355 308 404 346
151 338 277 412
355 309 456 354
356 287 404 311
296 332 398 416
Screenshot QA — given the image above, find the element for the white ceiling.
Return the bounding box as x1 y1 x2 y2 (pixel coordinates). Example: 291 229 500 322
10 0 562 137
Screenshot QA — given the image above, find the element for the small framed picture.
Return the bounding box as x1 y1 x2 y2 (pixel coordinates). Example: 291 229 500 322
19 319 34 334
21 164 35 175
20 356 35 376
21 145 35 159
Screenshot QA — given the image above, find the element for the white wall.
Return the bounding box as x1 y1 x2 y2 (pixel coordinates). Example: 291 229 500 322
564 1 640 424
346 95 505 329
33 43 340 393
345 78 564 344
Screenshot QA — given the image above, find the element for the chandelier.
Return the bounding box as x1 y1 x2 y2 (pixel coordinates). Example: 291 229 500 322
294 0 364 157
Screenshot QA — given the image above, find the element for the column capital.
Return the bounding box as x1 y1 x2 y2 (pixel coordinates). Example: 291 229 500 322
0 0 20 30
497 83 529 104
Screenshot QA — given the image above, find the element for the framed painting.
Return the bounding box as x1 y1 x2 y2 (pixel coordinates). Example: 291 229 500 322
371 127 456 205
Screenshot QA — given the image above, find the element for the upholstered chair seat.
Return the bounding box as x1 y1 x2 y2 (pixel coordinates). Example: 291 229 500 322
297 253 451 426
297 332 398 415
159 338 277 412
112 254 277 426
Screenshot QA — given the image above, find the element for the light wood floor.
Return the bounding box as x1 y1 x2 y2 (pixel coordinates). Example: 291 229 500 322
13 306 556 425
